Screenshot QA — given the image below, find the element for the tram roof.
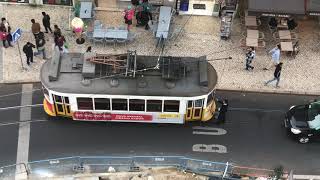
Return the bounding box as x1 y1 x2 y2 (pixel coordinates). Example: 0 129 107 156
40 49 218 97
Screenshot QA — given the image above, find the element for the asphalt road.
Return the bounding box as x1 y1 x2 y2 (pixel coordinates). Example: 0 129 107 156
1 83 320 174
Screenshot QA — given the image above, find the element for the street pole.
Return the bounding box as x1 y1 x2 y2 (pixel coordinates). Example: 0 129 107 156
16 41 26 71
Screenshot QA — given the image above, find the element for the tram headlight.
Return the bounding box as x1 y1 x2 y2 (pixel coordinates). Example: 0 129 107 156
291 128 301 134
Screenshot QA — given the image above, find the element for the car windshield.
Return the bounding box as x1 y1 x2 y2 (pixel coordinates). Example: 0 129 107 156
308 101 320 130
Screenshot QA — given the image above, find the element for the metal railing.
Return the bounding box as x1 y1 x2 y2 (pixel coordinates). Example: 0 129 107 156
0 156 233 179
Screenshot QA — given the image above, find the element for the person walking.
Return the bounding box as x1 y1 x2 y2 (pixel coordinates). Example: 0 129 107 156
264 44 281 70
34 32 47 59
123 5 135 31
31 19 41 39
42 12 52 33
217 99 228 124
245 47 255 71
53 24 62 44
0 18 13 47
55 33 66 52
265 62 283 88
23 42 35 66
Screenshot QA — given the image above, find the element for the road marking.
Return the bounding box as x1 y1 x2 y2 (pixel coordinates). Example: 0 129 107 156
192 126 227 135
16 84 33 179
192 144 227 153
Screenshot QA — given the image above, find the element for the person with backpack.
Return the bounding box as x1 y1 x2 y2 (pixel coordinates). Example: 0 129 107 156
23 42 35 66
123 5 134 31
34 32 47 59
42 12 52 33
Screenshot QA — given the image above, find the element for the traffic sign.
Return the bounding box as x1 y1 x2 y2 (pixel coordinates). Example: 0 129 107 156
11 28 22 43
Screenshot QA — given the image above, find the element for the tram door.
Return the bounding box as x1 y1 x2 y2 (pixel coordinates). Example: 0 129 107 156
53 94 72 117
186 99 204 121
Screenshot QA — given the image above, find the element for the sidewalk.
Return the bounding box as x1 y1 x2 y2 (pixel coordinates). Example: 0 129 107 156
1 4 320 95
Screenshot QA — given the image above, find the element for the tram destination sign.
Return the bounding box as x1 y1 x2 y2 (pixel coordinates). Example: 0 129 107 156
73 111 152 121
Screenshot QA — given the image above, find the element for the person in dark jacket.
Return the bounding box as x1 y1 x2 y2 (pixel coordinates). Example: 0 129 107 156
268 17 278 29
217 99 228 124
53 24 62 44
55 33 66 51
42 12 52 33
287 17 297 30
265 62 283 88
23 42 35 66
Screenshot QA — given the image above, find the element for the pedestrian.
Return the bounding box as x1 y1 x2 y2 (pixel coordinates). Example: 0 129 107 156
42 12 52 33
53 24 61 43
34 32 47 59
245 47 255 71
264 44 281 70
22 42 35 66
217 99 228 124
0 18 13 47
123 5 135 31
55 33 66 52
265 62 283 88
287 17 297 30
31 19 41 39
268 17 278 29
86 46 92 53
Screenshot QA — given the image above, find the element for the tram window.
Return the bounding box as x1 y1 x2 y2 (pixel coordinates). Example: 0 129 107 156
194 99 204 107
164 100 180 112
207 92 214 104
66 105 71 114
129 99 145 111
112 99 128 111
54 95 63 103
77 97 93 110
187 101 193 108
64 97 69 104
94 98 110 110
147 100 162 112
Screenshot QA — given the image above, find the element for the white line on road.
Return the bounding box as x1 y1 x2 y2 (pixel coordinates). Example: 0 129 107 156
192 144 227 153
0 104 43 111
16 84 33 179
192 126 227 135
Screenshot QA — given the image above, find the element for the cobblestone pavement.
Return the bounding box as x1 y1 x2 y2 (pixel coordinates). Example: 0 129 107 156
1 4 320 95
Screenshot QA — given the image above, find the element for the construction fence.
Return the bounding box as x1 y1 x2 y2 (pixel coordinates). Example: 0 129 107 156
0 155 288 179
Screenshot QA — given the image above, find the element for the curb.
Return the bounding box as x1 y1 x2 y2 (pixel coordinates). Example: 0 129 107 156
0 81 319 97
216 87 320 96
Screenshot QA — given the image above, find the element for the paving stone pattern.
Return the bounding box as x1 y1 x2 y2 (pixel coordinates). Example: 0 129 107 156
1 4 320 95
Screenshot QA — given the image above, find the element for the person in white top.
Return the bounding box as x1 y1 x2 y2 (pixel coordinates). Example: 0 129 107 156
245 47 255 71
264 44 281 70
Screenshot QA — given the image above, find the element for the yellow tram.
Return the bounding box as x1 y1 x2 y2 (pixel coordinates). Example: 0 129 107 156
40 48 218 124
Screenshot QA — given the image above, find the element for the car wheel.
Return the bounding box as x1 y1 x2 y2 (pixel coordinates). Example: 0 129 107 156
298 137 309 144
